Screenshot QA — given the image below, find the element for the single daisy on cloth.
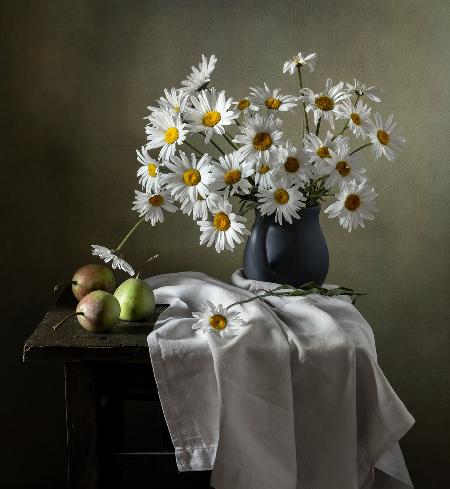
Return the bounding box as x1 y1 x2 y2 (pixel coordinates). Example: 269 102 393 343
257 175 306 224
233 97 259 116
368 113 405 161
300 78 350 129
249 83 298 112
136 146 162 193
282 51 317 75
151 87 189 116
91 245 135 276
318 147 366 188
145 110 187 161
324 179 378 232
164 151 215 203
184 88 238 143
334 99 372 138
197 198 249 253
180 193 221 221
192 301 248 338
275 141 314 185
346 78 381 102
180 54 217 95
233 113 285 165
303 130 348 166
132 189 177 226
211 151 254 197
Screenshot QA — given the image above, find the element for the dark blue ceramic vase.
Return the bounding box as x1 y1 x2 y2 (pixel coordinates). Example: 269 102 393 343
243 205 329 287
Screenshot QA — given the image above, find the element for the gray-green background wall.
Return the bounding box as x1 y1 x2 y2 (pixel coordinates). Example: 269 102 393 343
2 0 449 487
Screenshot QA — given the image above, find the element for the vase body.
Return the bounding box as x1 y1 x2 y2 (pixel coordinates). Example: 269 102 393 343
243 205 329 287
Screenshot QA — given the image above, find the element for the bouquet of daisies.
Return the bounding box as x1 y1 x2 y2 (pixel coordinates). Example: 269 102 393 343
92 52 405 276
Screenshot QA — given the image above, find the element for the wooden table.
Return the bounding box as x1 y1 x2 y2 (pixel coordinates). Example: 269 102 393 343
23 290 212 489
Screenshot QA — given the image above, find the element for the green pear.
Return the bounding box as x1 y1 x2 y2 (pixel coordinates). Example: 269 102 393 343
114 278 155 321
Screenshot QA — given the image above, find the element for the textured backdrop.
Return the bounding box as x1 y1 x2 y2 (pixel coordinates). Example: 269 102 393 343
1 0 449 487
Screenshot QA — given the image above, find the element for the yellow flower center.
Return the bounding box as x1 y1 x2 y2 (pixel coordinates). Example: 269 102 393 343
213 212 231 231
253 132 272 151
274 188 290 204
164 127 179 144
147 163 157 177
224 169 242 185
292 55 301 64
344 194 361 211
315 95 334 111
265 97 282 110
350 112 361 125
203 110 221 127
377 129 390 145
173 105 180 113
238 99 250 110
183 168 201 186
284 157 300 173
258 164 270 174
336 160 351 177
148 194 164 207
209 314 227 330
316 146 331 159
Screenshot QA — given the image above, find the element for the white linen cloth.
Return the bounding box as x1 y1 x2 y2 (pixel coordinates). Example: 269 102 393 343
146 270 414 489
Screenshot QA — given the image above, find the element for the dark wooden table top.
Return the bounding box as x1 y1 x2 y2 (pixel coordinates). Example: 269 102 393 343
23 289 166 364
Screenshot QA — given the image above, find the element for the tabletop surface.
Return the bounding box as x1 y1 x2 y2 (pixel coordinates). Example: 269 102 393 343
23 289 166 364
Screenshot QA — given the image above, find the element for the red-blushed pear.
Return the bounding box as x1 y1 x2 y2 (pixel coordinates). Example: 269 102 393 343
54 264 116 301
53 290 121 333
114 255 158 321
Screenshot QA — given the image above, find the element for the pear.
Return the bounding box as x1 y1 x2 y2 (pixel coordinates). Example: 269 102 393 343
54 264 115 301
53 290 120 333
114 278 155 321
113 254 158 321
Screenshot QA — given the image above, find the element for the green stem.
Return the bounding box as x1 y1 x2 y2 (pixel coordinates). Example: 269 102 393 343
332 120 349 140
315 117 321 137
223 131 238 150
235 119 242 127
115 216 146 253
184 140 204 156
349 142 372 156
297 65 310 134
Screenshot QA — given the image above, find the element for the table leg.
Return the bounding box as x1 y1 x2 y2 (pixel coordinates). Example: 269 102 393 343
64 364 99 489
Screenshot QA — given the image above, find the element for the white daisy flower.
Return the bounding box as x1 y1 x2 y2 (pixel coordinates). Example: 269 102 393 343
249 83 298 112
300 79 350 129
180 193 221 221
91 245 135 276
132 189 177 226
180 54 217 95
197 198 250 253
257 175 306 225
233 113 285 165
367 113 405 161
334 99 372 138
164 151 214 203
211 151 254 197
154 87 189 116
254 161 277 189
192 301 248 338
275 141 314 184
318 147 366 188
184 88 238 143
283 51 317 75
136 146 162 193
303 130 349 166
346 79 381 102
324 179 378 232
145 110 187 161
233 97 259 116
